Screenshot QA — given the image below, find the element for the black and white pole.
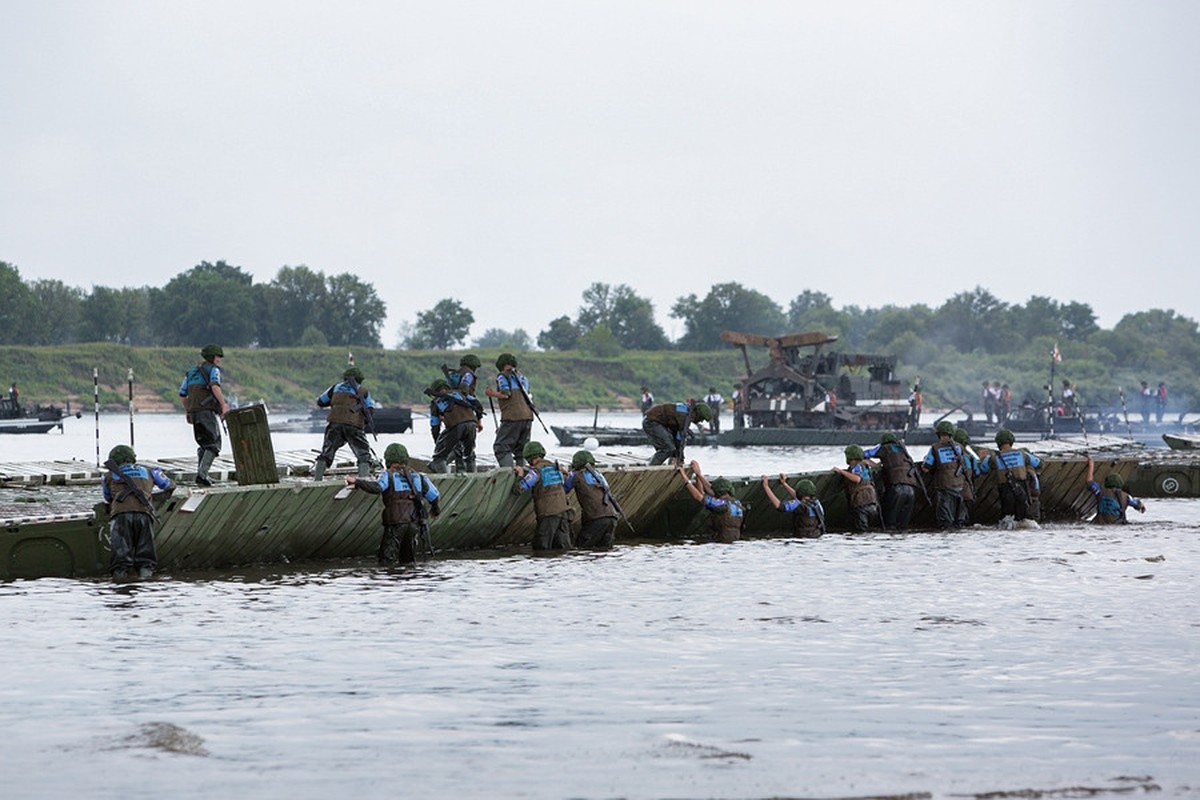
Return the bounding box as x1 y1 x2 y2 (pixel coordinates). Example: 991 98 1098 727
128 367 135 448
93 367 101 468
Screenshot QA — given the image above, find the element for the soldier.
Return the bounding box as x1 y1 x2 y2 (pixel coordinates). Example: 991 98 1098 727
678 459 744 543
102 444 173 579
514 441 572 551
1085 456 1145 524
977 429 1042 530
863 432 922 530
428 379 485 473
565 450 619 550
347 443 440 565
760 474 825 538
313 366 377 480
921 420 968 530
485 353 534 468
642 401 712 466
179 344 230 486
831 444 881 532
681 460 744 542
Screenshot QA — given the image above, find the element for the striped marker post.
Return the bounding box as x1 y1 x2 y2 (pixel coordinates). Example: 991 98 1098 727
93 367 100 467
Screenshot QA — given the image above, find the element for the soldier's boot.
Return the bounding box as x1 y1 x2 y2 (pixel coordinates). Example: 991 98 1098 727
356 459 371 478
196 450 216 487
312 459 327 481
464 457 476 474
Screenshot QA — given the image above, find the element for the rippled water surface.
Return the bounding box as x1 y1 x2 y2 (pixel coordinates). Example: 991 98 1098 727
4 413 1200 798
4 516 1199 799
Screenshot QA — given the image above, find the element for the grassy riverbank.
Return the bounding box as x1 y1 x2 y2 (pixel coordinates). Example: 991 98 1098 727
0 345 748 412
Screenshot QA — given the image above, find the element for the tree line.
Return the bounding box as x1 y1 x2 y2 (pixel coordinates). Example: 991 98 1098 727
0 260 385 348
3 259 1198 410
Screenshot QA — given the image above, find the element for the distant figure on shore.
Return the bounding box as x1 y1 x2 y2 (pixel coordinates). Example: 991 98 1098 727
1086 456 1145 524
982 381 995 424
1156 382 1168 423
907 383 923 429
1060 380 1077 415
1140 381 1152 424
640 386 654 414
732 382 746 430
8 382 18 408
703 387 724 433
102 444 173 579
997 382 1011 424
179 344 229 487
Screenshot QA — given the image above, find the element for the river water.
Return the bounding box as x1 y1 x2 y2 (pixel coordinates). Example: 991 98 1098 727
2 412 1199 798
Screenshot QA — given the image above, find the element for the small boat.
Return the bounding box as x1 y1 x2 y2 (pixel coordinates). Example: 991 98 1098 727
0 396 77 434
552 424 717 448
270 406 415 434
1163 432 1200 450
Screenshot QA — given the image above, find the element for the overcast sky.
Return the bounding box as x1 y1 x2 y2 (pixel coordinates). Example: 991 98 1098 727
3 1 1197 345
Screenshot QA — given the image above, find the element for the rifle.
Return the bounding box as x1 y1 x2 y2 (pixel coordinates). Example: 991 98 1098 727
401 466 435 558
512 369 549 434
350 378 377 441
104 460 159 522
583 463 635 534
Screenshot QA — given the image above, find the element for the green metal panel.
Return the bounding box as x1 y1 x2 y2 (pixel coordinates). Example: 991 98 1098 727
2 513 107 580
226 404 279 486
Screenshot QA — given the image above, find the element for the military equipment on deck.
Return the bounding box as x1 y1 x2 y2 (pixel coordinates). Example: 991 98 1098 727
721 330 910 432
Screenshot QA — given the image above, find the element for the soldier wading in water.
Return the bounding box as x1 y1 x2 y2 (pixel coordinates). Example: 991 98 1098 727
347 443 440 565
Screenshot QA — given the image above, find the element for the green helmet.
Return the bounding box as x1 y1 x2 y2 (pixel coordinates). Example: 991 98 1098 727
953 428 970 446
343 366 364 383
459 354 481 370
994 429 1016 446
522 440 546 460
108 444 136 465
383 443 408 465
571 450 595 469
430 379 451 392
710 477 733 496
201 344 224 360
844 444 865 461
692 403 713 422
935 420 956 436
796 479 817 496
880 432 898 445
495 353 518 370
1104 472 1124 489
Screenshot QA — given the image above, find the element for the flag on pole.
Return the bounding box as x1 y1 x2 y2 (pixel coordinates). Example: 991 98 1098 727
1051 342 1062 363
